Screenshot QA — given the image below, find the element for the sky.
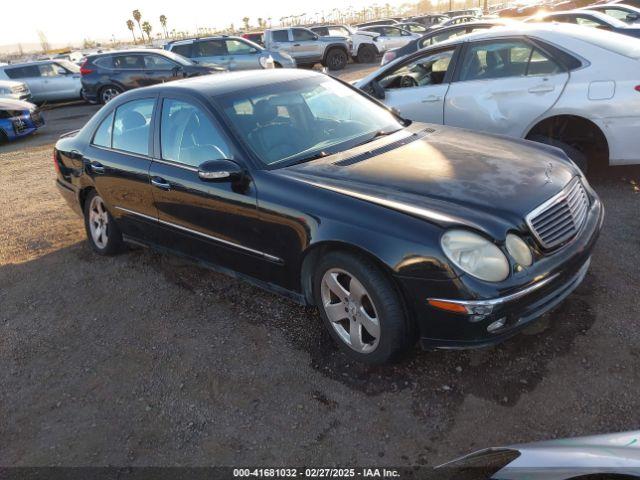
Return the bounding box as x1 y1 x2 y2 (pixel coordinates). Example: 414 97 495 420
2 0 406 49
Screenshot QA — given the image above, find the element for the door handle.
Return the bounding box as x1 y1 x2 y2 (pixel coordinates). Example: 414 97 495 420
293 43 301 46
421 95 441 103
151 176 171 190
90 161 105 174
528 85 554 94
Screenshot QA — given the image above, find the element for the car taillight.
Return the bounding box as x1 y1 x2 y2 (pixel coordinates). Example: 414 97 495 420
80 60 94 76
635 85 640 92
382 51 396 65
53 149 61 175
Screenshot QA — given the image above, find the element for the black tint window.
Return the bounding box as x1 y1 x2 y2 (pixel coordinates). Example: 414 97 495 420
144 55 176 69
94 57 113 68
113 55 145 69
459 40 533 81
292 29 316 41
527 48 561 76
92 112 114 148
170 44 192 57
194 40 227 57
312 27 330 36
160 99 231 166
112 99 154 155
271 30 289 42
4 65 40 79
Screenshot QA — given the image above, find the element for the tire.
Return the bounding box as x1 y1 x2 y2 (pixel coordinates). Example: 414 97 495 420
324 48 348 71
83 191 123 255
313 251 410 364
528 134 588 174
356 45 376 64
99 85 122 104
0 130 7 145
274 62 283 68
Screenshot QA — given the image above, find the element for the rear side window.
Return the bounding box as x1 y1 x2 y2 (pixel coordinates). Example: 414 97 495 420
170 44 193 57
271 30 289 42
113 55 145 69
312 27 329 36
160 99 231 166
112 98 155 156
38 63 58 77
94 57 114 68
92 112 114 148
4 65 40 79
226 39 256 55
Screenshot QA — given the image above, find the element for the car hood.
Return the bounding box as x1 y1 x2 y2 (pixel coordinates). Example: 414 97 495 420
0 98 35 111
278 124 577 236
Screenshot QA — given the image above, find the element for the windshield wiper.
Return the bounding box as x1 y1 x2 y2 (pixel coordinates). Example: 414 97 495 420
356 129 400 147
289 150 330 165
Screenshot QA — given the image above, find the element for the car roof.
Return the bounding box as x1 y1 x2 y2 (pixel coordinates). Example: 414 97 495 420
168 35 239 45
139 68 324 98
88 48 168 58
0 59 60 68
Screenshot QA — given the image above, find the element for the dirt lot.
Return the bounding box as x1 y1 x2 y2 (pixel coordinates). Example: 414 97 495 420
1 64 640 467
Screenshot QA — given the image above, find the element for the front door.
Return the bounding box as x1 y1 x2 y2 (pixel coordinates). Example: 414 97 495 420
443 38 569 138
224 39 262 70
291 28 322 62
148 96 266 278
377 46 458 124
143 53 183 84
192 39 229 68
84 96 158 243
112 54 147 89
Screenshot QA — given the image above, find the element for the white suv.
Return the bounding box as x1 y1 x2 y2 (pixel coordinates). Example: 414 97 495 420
310 25 384 63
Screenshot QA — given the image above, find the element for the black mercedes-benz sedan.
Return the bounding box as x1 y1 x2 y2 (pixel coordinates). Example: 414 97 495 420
54 69 603 364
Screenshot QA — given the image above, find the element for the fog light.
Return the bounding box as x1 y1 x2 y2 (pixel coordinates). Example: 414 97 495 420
487 317 506 333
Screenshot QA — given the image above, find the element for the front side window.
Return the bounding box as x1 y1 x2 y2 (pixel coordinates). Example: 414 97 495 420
194 40 227 57
113 55 145 69
112 98 155 155
160 99 231 166
379 48 455 89
226 39 257 55
144 55 176 70
382 27 403 37
575 15 605 27
218 77 403 166
38 63 59 77
92 112 114 148
429 27 466 45
292 29 316 41
271 30 289 42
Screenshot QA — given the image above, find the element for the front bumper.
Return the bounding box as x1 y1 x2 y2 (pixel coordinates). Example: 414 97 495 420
406 194 603 350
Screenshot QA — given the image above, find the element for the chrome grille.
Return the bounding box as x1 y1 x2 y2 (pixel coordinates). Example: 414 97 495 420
526 178 589 250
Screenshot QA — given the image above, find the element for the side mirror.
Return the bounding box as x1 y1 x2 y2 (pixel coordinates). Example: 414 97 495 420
370 80 386 100
198 159 243 181
627 13 639 21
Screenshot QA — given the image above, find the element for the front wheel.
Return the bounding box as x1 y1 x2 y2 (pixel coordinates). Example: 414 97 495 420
324 48 348 71
83 191 123 255
313 251 411 364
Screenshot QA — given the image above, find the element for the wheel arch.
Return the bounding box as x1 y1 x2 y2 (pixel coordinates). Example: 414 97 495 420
322 43 349 62
78 185 96 212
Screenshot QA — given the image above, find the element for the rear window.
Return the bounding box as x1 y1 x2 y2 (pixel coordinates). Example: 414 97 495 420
4 65 40 79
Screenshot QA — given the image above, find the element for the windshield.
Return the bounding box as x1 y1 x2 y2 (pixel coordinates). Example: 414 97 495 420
217 76 404 167
56 60 80 73
163 49 195 66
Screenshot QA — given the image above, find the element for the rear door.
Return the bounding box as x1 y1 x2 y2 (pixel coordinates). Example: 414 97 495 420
376 45 459 124
443 38 569 138
224 39 261 70
192 39 229 68
268 29 294 55
84 96 158 243
148 95 266 278
112 54 147 89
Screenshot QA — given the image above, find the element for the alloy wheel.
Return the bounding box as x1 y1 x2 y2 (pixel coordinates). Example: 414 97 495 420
101 87 120 103
89 195 109 249
320 268 380 353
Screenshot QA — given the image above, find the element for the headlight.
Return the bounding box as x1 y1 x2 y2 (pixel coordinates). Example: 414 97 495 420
505 233 533 267
441 229 510 282
259 55 275 69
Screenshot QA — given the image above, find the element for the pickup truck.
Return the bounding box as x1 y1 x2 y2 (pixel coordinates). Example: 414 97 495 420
310 24 383 63
263 27 352 70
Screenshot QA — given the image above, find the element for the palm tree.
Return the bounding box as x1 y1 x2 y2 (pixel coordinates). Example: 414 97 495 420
257 17 264 28
242 17 250 31
126 19 136 44
159 15 168 38
142 21 152 42
132 10 144 42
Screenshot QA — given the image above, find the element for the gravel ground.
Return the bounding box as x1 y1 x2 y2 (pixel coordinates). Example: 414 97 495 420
1 65 640 467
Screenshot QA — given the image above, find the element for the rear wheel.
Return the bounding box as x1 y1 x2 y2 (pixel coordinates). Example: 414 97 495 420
313 251 410 364
324 48 348 71
83 191 123 255
356 45 377 63
99 85 122 104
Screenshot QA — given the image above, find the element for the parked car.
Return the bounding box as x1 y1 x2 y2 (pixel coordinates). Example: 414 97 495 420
408 14 450 26
357 25 421 51
381 20 508 65
436 14 480 28
528 9 640 36
354 18 401 28
395 22 430 33
54 69 602 364
0 99 44 144
263 27 351 70
0 79 31 101
438 430 640 478
310 24 383 63
593 0 640 8
80 49 222 104
165 35 295 70
242 32 264 46
444 8 484 17
582 2 640 22
356 23 640 170
0 60 82 103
